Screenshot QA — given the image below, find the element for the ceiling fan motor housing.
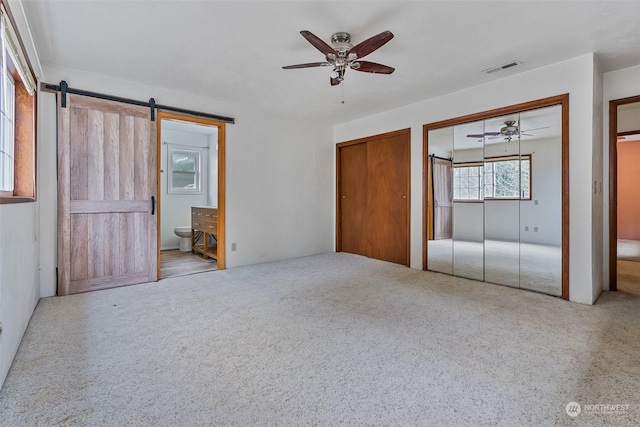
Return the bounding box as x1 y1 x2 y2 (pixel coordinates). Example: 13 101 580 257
501 120 519 135
330 32 353 52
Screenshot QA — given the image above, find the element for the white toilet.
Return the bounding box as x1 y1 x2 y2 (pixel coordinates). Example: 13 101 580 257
174 226 192 252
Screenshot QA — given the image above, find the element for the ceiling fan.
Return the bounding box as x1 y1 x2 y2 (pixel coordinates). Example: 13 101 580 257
282 30 395 86
467 120 549 142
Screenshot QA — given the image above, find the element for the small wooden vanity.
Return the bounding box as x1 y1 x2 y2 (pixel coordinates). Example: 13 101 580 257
191 206 218 260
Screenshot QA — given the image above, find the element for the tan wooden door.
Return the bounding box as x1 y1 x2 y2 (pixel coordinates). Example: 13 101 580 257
337 129 410 266
432 157 452 240
57 94 158 295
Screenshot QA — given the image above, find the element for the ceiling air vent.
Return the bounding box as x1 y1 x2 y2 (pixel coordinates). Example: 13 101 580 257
482 60 522 75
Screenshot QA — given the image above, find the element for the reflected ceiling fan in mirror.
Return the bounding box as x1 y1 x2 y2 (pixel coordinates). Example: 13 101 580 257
282 30 395 86
467 120 550 142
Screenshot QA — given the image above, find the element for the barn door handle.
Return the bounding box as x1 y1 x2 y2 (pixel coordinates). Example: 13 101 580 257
151 196 156 215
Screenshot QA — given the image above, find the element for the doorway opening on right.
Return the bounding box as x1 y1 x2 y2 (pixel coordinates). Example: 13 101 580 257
612 100 640 295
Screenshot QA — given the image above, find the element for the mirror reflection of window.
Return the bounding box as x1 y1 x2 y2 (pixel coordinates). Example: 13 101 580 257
168 149 201 193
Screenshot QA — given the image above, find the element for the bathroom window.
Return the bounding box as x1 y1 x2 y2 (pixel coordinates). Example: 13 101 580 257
168 148 202 194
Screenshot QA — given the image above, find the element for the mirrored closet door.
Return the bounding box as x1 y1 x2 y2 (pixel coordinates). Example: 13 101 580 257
452 120 484 281
425 102 564 297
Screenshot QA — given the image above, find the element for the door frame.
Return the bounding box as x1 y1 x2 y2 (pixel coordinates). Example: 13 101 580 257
608 94 640 292
336 128 411 266
422 94 570 300
156 111 227 275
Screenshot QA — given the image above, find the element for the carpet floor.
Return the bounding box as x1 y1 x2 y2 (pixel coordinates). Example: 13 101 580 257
0 253 638 426
427 239 562 296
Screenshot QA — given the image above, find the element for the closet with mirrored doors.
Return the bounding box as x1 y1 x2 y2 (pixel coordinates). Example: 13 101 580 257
423 96 569 298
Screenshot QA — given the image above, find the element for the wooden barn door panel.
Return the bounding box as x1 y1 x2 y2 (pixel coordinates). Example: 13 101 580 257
57 94 157 295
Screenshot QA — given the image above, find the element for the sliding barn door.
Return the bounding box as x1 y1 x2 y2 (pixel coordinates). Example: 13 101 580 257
432 157 452 240
57 94 158 295
337 129 410 266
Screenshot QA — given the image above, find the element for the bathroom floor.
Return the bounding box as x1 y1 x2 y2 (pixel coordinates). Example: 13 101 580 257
160 249 218 279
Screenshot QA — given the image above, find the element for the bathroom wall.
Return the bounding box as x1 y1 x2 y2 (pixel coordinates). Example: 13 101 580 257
207 132 219 206
160 127 209 250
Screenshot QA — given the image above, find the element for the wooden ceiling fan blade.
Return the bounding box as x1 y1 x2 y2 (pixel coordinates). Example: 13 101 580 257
467 133 486 138
349 30 394 59
300 30 337 56
282 62 331 69
352 61 395 74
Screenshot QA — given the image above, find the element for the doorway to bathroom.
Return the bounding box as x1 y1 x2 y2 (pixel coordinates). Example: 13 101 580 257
157 112 226 279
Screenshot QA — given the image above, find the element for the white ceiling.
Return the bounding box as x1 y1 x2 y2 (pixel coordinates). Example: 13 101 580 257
20 1 640 125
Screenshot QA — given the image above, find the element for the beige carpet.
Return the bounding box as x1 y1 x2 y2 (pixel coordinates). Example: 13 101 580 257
0 253 638 426
427 239 562 296
618 239 640 262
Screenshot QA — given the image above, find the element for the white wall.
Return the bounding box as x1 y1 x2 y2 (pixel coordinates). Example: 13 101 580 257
451 137 562 246
602 63 640 290
207 133 218 206
0 0 44 389
452 203 484 242
335 54 599 304
160 128 209 250
618 107 640 132
591 58 604 300
0 203 40 389
37 64 335 298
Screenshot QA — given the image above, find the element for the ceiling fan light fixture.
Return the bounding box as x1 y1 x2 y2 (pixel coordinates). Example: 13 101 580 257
282 30 395 86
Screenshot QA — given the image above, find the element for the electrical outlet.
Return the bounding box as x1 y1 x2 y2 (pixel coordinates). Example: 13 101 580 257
524 226 529 232
534 226 539 232
231 243 237 251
